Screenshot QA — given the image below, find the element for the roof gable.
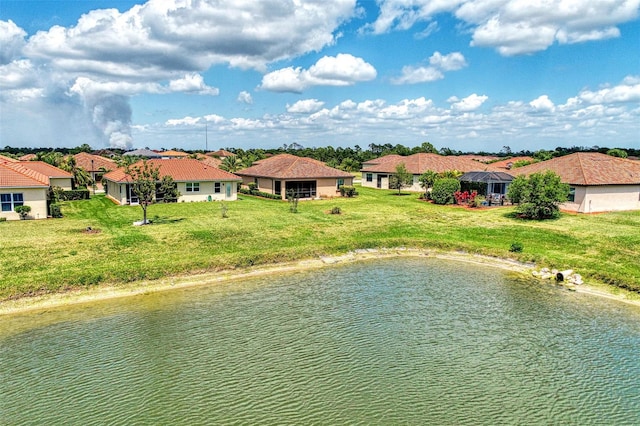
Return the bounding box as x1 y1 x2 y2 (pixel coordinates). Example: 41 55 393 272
236 154 353 179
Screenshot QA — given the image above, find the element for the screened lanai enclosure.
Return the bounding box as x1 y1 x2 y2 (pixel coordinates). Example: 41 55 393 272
459 171 514 205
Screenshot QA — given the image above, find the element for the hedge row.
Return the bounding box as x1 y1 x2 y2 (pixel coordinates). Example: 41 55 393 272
239 188 282 200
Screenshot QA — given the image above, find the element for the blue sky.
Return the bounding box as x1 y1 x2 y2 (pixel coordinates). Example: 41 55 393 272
1 0 638 152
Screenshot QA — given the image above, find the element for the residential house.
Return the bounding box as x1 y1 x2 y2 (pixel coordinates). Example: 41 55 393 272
102 158 242 204
508 152 640 213
236 154 354 200
489 156 535 170
361 153 493 192
123 149 162 159
0 161 72 220
207 149 235 160
158 150 189 159
71 152 117 184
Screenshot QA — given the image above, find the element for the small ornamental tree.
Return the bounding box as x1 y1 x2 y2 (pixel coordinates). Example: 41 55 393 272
388 163 413 195
507 171 569 220
418 170 438 196
125 160 161 224
431 178 461 205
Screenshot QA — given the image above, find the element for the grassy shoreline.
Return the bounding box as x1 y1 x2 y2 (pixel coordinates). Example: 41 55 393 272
1 248 638 316
1 186 639 310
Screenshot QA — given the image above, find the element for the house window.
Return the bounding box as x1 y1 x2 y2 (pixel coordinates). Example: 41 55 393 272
214 182 222 193
1 193 24 212
274 181 281 196
366 173 373 182
568 187 575 202
186 182 200 192
337 178 344 189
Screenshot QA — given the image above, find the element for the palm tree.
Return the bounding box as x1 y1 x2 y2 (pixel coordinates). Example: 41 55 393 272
61 156 93 189
220 156 241 172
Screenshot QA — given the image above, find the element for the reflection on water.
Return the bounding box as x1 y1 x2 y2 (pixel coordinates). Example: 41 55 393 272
1 258 639 424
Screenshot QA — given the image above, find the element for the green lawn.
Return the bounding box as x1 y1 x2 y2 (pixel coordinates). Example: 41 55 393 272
1 186 639 300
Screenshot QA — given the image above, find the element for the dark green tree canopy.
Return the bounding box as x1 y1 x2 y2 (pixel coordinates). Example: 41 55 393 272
508 171 569 220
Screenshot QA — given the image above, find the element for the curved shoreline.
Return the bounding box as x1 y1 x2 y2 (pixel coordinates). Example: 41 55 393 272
1 248 638 316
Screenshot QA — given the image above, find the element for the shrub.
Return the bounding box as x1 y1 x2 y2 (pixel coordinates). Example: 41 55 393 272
509 242 524 252
49 203 63 218
339 186 358 197
247 182 258 193
469 195 485 208
59 189 90 201
330 206 341 215
0 217 6 222
508 171 569 220
431 178 461 205
14 205 31 219
238 188 281 200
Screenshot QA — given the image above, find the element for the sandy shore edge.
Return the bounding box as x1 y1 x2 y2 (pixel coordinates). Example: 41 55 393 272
1 248 638 315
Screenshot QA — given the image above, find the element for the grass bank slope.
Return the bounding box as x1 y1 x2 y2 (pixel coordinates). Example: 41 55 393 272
0 187 638 300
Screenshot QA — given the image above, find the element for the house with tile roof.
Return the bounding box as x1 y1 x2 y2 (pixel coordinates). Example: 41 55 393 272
360 153 493 192
102 158 242 205
158 149 190 159
508 152 640 213
0 160 72 220
236 154 354 200
71 152 117 184
207 149 235 159
123 149 162 158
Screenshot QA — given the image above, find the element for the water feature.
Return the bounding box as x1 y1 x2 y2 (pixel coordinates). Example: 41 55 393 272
1 257 639 424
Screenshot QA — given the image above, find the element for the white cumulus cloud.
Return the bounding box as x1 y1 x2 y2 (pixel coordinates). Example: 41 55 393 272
237 91 253 104
530 95 555 112
367 0 640 56
260 53 377 92
392 51 466 84
448 93 488 111
287 99 326 113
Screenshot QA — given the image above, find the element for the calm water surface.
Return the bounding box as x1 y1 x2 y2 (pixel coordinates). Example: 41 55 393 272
1 258 639 425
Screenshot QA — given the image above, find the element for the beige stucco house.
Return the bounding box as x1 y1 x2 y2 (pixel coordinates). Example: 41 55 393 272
102 158 242 204
508 152 640 213
236 154 354 200
0 160 72 220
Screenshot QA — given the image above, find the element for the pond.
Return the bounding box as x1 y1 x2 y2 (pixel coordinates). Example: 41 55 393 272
1 257 639 424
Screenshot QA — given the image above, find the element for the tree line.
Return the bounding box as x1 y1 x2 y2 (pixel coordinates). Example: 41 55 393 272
2 143 637 174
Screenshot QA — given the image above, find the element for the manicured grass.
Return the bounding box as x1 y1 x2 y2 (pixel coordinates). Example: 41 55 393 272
1 186 639 300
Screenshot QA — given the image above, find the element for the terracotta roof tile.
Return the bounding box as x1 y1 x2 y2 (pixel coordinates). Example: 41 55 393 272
0 154 19 163
0 163 50 187
103 159 241 183
236 154 353 179
15 161 73 179
160 150 189 157
72 152 117 172
361 153 494 174
489 156 534 169
508 152 640 185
